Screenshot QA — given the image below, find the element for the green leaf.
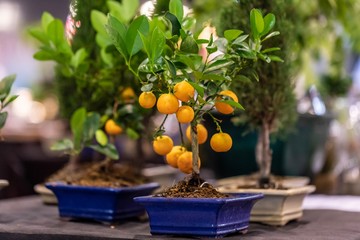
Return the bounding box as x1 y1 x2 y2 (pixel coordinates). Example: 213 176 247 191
206 45 217 55
150 27 165 63
126 15 149 56
224 29 243 42
176 54 195 70
95 129 108 146
169 0 184 23
141 83 153 92
107 0 139 23
188 81 205 97
90 144 119 160
165 58 177 78
71 48 88 69
250 9 264 38
3 95 18 108
70 108 86 151
106 14 128 59
0 112 8 129
47 19 65 47
83 112 101 142
139 32 150 58
232 35 249 45
180 36 199 54
96 33 112 48
261 47 280 54
0 74 16 101
268 55 284 62
28 28 48 45
165 12 181 36
126 128 140 140
196 39 209 44
262 13 275 36
33 50 55 61
100 48 113 66
205 58 233 73
221 100 245 110
41 12 54 31
50 139 74 151
91 10 108 36
201 74 229 81
261 31 280 42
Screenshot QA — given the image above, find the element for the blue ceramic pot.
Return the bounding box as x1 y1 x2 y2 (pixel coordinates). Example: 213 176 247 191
134 193 263 238
46 182 159 222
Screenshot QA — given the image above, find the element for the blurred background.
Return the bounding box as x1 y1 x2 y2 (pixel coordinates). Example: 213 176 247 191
1 0 360 199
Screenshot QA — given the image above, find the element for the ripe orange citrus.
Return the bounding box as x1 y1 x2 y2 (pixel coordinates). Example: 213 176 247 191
210 132 233 152
176 105 195 123
139 91 156 109
105 119 123 135
177 151 201 174
215 90 239 114
165 145 186 168
153 135 174 155
186 124 208 144
173 80 195 102
121 87 136 101
156 93 179 114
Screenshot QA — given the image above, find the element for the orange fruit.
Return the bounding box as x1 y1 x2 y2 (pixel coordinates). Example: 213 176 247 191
215 90 239 114
165 145 186 168
177 151 201 174
186 124 208 144
210 132 233 152
156 93 179 114
153 135 174 155
105 119 123 135
173 80 195 102
139 92 156 109
176 105 195 123
121 87 136 100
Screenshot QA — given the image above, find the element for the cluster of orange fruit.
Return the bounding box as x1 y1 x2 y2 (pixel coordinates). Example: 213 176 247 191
138 80 237 174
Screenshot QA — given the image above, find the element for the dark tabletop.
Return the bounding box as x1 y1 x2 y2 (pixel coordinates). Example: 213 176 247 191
1 196 360 240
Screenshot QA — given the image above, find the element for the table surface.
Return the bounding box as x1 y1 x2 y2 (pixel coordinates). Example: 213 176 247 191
1 196 360 240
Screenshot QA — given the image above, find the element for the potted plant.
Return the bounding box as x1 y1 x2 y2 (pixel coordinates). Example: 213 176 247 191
106 0 282 237
0 74 17 190
199 1 316 225
28 0 161 220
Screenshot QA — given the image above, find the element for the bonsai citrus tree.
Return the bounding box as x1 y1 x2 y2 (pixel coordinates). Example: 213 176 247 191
106 0 280 193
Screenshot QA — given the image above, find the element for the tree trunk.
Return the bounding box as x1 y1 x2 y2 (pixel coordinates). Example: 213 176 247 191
255 120 272 187
191 121 200 175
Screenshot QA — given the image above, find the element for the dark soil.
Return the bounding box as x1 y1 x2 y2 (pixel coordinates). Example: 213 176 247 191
46 160 148 187
156 174 229 198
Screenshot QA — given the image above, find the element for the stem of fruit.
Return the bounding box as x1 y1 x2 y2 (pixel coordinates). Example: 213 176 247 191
178 122 185 146
190 120 200 175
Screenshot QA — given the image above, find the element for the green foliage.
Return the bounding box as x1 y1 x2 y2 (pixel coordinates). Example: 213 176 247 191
51 107 119 159
0 75 18 130
213 0 297 136
107 1 279 141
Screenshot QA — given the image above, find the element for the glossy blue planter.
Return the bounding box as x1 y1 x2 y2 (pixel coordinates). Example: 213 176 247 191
134 193 263 238
46 182 159 222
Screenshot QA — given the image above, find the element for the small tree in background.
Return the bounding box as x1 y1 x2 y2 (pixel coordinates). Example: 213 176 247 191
214 0 297 187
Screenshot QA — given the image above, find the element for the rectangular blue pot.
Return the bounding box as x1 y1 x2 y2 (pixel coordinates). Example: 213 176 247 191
134 193 263 238
46 182 159 222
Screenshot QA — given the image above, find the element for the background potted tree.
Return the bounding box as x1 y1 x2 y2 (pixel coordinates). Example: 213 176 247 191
201 0 316 226
106 0 281 237
28 0 161 220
